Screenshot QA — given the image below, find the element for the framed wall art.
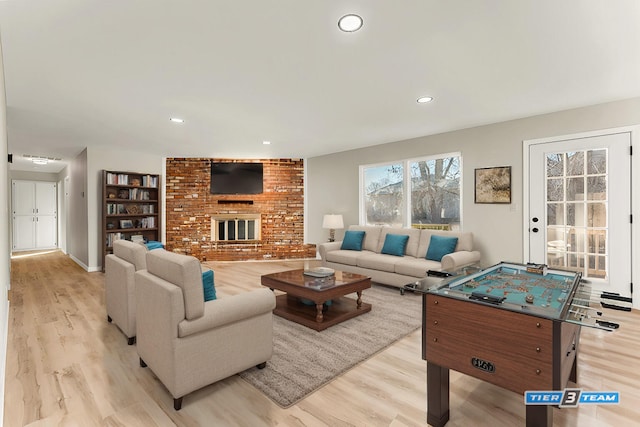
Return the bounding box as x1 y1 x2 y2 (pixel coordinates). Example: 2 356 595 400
474 166 511 204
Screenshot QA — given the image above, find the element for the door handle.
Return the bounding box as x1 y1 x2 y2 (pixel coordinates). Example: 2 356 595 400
532 227 539 233
532 217 539 222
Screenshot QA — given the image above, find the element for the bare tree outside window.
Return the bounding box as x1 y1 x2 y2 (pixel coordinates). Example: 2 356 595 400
364 164 404 226
361 155 461 229
410 158 460 227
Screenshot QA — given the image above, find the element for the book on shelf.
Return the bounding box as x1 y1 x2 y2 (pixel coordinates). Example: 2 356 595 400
106 173 130 185
141 175 158 188
105 173 158 188
128 188 151 200
106 232 123 247
140 217 155 228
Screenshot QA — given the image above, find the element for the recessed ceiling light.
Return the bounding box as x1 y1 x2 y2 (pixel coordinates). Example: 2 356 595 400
263 140 271 145
32 158 48 165
338 14 363 32
169 117 184 123
417 96 434 104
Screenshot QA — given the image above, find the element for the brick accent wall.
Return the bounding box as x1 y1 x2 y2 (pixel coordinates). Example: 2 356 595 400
165 158 316 261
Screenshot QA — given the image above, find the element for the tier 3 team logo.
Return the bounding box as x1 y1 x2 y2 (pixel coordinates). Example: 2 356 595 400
525 389 620 407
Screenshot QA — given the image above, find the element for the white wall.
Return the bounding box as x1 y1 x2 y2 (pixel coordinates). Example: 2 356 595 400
307 96 640 268
0 35 11 427
67 149 89 269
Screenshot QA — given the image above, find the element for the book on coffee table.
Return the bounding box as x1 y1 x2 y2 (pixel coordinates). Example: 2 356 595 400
304 276 336 289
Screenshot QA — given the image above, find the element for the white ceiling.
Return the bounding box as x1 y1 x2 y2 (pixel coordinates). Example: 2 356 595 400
2 0 640 173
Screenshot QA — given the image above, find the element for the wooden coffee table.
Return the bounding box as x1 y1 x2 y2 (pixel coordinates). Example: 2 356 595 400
261 269 372 331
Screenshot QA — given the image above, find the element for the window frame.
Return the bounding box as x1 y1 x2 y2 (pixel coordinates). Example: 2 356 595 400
359 152 463 228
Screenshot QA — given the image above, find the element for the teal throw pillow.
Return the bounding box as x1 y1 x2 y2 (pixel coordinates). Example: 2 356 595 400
202 269 217 301
426 235 459 262
145 241 164 250
381 233 410 257
341 230 365 251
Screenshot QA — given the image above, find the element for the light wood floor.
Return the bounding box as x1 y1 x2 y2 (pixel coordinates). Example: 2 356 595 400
5 250 640 426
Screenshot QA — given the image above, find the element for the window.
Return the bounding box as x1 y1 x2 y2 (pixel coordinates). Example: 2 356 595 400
360 154 461 229
362 163 404 227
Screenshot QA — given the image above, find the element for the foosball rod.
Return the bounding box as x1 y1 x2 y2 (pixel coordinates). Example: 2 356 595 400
571 296 632 312
576 289 633 303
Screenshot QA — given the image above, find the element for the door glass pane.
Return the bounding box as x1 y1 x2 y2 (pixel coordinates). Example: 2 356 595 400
547 178 563 201
547 226 568 268
566 204 576 226
587 203 606 227
566 177 584 201
548 252 566 268
546 147 608 280
547 204 564 225
567 253 583 271
568 228 585 253
587 176 606 200
589 255 606 278
565 151 584 176
587 149 607 174
588 230 606 254
546 154 563 177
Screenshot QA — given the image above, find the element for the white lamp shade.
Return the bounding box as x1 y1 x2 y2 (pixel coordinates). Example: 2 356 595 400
322 214 344 229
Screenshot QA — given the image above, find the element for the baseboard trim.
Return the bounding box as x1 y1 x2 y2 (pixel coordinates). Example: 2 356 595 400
68 254 101 272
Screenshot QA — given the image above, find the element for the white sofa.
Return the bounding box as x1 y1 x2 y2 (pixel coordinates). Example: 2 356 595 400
318 225 481 289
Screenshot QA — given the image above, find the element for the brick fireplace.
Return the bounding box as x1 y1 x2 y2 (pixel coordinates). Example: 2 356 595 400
165 158 316 261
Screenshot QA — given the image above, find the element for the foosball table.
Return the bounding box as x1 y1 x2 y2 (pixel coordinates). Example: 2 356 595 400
415 261 621 427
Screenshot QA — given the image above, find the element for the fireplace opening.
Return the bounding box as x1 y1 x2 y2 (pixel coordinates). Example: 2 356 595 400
212 214 261 241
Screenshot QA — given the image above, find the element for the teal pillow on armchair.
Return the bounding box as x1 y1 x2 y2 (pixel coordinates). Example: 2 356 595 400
202 269 217 301
426 235 458 262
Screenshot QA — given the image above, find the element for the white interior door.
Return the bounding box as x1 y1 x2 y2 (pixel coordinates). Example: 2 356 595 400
12 181 36 250
12 180 58 251
35 182 57 248
528 131 632 298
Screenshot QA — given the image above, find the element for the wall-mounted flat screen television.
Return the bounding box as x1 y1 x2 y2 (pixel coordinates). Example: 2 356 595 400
210 162 263 194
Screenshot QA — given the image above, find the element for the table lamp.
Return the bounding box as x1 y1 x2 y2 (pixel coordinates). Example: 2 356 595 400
322 214 344 242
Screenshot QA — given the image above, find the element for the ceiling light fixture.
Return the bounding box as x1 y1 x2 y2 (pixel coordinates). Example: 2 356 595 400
417 96 434 104
263 140 271 145
338 14 363 32
32 158 49 165
169 117 184 123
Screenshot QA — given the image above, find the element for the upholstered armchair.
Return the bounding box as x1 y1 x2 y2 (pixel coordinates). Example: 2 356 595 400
135 249 276 410
105 239 148 345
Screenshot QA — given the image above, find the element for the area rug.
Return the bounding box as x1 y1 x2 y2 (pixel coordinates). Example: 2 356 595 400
239 285 422 408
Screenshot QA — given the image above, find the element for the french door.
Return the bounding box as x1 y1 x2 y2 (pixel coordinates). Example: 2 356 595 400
527 130 632 298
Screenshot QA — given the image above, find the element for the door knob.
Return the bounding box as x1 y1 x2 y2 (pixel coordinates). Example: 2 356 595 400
532 227 539 233
532 217 539 222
